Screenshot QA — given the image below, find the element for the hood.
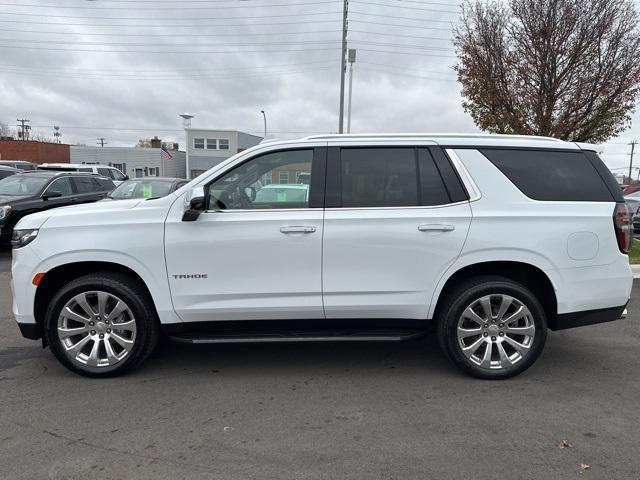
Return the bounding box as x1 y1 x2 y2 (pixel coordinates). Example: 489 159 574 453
15 198 145 230
0 194 33 205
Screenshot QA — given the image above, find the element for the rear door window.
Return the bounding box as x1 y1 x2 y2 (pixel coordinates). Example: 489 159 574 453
336 148 453 208
480 149 614 201
72 176 98 194
340 148 418 207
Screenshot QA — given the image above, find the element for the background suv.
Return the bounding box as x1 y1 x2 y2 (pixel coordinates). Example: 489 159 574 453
0 171 114 246
39 163 127 185
10 134 632 379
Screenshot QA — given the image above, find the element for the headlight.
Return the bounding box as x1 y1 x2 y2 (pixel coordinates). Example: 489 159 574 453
11 229 39 249
0 206 11 221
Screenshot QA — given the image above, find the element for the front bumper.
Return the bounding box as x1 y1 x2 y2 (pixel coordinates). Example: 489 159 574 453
549 303 628 330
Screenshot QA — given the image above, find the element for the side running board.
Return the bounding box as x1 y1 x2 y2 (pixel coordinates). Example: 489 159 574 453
169 329 426 344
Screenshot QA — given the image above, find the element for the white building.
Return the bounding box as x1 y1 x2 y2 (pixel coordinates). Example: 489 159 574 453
185 129 262 178
70 145 186 179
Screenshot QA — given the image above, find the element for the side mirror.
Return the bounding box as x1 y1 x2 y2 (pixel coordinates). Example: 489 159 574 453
182 186 206 222
124 175 130 180
42 190 63 200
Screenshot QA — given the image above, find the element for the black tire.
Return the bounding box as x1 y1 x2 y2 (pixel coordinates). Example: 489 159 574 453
436 275 547 380
45 272 159 377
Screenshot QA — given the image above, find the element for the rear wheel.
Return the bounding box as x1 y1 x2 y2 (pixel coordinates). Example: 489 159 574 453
45 272 159 377
437 276 547 379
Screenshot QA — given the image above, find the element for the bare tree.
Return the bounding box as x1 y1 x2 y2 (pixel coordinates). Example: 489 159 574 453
454 0 640 142
0 122 14 138
135 138 153 148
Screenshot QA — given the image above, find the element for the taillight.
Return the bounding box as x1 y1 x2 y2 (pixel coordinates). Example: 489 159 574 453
614 202 632 254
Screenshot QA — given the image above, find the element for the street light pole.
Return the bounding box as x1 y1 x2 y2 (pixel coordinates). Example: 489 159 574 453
180 113 194 179
260 110 267 139
338 0 348 133
347 49 356 133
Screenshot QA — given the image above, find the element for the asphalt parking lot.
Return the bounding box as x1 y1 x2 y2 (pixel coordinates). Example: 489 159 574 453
1 250 639 480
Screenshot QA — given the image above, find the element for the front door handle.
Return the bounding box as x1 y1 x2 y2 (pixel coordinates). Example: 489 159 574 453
280 226 316 234
418 224 455 232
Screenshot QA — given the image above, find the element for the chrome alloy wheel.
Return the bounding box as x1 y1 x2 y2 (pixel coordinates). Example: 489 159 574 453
456 294 536 370
57 291 137 369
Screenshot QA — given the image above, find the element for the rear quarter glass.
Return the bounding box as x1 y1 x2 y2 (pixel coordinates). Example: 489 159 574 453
480 149 614 202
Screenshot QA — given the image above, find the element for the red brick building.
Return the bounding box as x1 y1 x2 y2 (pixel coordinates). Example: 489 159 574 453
0 140 70 164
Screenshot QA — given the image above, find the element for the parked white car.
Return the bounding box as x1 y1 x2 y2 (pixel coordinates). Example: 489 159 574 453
11 134 633 379
39 163 127 185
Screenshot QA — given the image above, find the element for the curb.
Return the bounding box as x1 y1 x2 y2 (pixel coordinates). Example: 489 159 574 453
631 265 640 279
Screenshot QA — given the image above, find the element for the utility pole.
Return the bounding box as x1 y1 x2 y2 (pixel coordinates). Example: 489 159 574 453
338 0 348 133
629 140 637 183
16 119 29 140
346 48 356 133
97 137 107 147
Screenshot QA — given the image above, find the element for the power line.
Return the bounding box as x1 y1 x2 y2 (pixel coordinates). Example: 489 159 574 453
359 66 456 81
0 10 342 20
356 48 456 57
0 1 342 10
0 43 341 53
350 0 458 13
0 59 337 75
0 37 341 47
0 27 342 37
358 60 454 76
0 18 341 28
351 19 453 31
350 10 460 24
0 65 337 80
350 29 451 41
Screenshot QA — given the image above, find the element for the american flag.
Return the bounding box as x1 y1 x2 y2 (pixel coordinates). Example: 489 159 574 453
160 145 173 160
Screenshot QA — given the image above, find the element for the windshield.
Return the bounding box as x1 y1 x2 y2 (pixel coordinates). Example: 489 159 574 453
109 179 173 199
0 175 49 196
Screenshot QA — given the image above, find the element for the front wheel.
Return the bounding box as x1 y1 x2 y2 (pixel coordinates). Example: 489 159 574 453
436 276 547 379
45 272 159 377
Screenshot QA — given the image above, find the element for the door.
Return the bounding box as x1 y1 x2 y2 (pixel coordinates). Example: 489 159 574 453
164 148 326 322
41 177 76 210
70 176 107 203
322 146 472 319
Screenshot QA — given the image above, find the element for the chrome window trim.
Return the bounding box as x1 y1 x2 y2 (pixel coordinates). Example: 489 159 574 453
203 208 323 213
445 148 482 202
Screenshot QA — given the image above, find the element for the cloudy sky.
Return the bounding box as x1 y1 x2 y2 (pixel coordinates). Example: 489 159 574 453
0 0 638 174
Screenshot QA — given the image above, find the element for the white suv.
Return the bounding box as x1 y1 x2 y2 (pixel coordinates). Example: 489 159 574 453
10 134 633 379
39 164 127 185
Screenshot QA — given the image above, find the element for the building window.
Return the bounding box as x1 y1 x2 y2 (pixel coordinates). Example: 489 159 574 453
206 139 217 150
261 172 273 186
148 167 159 177
190 169 207 178
219 139 230 150
279 171 289 184
194 138 205 149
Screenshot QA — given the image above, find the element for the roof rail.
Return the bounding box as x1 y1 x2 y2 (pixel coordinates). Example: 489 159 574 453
303 133 564 143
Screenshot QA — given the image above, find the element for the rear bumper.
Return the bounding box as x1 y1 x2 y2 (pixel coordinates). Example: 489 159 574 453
549 303 628 330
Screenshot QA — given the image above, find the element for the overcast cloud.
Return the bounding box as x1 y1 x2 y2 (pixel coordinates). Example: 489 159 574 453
0 0 638 173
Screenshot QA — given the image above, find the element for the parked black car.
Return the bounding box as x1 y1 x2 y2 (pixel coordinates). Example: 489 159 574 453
0 160 38 171
103 177 188 201
0 171 115 246
0 166 18 180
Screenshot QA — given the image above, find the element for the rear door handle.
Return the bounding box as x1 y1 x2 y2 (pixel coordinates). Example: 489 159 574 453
418 224 455 232
280 226 316 234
